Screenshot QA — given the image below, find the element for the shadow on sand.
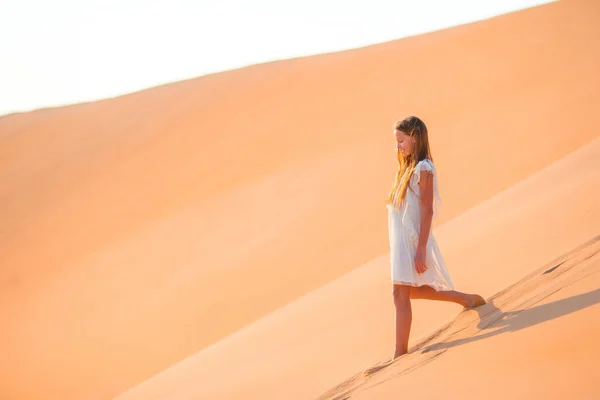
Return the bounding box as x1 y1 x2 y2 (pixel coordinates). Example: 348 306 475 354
422 288 600 353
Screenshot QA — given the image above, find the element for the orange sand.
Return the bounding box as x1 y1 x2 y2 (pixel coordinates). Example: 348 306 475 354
0 0 598 399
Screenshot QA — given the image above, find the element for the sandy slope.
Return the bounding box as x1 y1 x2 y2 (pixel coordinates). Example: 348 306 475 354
335 237 600 400
1 0 599 399
115 136 600 400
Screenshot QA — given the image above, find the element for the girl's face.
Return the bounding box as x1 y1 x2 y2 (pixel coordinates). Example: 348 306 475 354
395 129 415 157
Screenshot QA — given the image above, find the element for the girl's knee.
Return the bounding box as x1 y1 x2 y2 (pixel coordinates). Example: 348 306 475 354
392 284 411 305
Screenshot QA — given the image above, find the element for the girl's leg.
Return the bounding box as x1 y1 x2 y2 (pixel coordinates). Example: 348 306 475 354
392 284 412 359
410 285 486 308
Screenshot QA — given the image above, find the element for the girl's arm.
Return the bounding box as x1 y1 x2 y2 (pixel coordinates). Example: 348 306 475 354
417 169 435 248
415 169 434 273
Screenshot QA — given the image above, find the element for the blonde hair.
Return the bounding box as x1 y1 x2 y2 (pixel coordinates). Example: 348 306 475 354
387 116 434 209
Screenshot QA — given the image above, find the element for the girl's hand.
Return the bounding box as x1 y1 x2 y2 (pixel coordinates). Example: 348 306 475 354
415 246 428 274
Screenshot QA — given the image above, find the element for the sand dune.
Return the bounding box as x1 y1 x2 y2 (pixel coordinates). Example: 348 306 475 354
115 136 600 400
1 0 599 399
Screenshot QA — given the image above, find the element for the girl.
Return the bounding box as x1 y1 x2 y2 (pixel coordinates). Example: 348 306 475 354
387 116 486 360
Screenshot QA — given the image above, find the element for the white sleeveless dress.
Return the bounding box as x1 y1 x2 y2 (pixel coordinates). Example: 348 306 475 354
386 159 454 291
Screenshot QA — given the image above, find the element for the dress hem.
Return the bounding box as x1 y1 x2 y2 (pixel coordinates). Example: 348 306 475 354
392 280 454 292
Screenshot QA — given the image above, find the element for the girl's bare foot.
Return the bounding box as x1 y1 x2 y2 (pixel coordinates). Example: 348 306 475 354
463 294 486 309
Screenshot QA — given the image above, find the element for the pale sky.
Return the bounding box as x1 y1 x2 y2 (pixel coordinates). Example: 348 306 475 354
1 0 554 116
